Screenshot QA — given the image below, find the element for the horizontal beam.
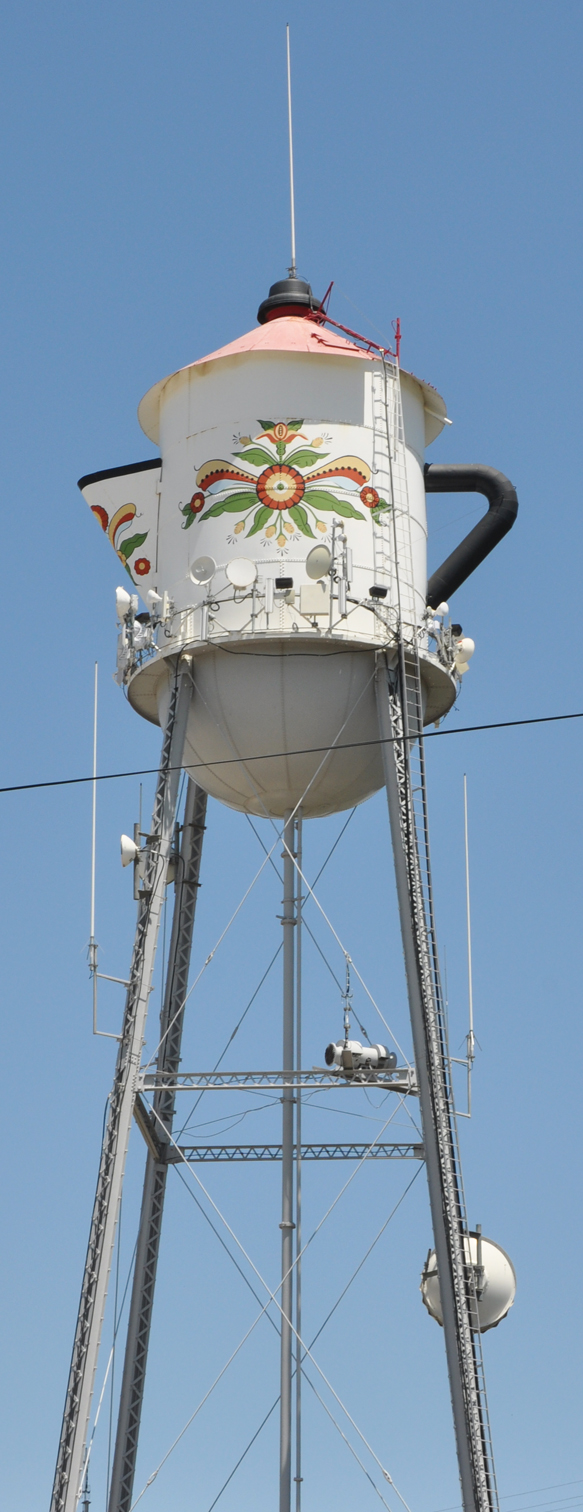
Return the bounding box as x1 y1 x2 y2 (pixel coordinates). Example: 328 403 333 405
139 1069 417 1095
168 1142 424 1163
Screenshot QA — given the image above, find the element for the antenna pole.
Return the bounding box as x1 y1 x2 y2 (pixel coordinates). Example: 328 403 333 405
286 25 297 278
463 774 475 1115
294 814 303 1512
90 663 98 1032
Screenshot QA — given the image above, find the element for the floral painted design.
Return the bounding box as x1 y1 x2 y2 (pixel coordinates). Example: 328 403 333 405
180 421 388 548
91 502 149 582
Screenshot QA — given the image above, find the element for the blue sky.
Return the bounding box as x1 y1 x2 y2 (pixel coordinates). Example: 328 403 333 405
1 3 582 1510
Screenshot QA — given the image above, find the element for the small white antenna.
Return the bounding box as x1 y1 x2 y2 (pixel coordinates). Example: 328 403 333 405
88 662 124 1040
286 24 297 278
463 773 475 1113
89 662 98 1032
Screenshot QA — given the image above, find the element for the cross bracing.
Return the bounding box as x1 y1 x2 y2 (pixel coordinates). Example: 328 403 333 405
165 1141 424 1163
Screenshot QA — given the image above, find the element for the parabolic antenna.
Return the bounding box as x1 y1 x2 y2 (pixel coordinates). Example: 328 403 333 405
306 544 331 580
421 1233 516 1332
226 557 258 589
189 555 216 585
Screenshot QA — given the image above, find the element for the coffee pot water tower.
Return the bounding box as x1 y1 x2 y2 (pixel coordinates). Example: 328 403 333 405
51 272 518 1512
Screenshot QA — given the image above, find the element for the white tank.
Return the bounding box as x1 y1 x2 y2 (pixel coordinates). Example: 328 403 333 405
81 303 458 817
421 1234 516 1333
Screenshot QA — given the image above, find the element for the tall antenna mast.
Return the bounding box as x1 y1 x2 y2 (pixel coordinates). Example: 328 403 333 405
286 24 297 278
463 773 476 1112
89 662 98 1032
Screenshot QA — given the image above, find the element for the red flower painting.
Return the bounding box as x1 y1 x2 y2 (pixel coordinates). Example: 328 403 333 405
256 464 306 510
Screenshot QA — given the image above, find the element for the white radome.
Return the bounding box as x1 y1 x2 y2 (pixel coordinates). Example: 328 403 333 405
421 1235 516 1333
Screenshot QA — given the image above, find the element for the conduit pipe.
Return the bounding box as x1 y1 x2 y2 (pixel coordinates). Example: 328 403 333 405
425 464 518 609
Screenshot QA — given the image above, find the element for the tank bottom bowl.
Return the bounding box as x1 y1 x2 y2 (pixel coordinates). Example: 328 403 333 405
128 638 456 819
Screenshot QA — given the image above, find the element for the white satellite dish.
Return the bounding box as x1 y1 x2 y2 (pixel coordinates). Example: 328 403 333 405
120 834 139 868
306 544 332 580
226 557 257 589
421 1233 516 1333
190 555 216 586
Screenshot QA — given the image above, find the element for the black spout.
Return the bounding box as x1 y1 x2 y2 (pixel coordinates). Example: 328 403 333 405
424 464 518 608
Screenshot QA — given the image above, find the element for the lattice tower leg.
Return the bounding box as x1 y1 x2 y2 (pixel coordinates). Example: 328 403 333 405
375 654 497 1512
50 663 193 1512
279 813 296 1512
107 778 207 1512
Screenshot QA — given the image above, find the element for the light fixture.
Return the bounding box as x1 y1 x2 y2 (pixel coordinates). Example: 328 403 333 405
324 1039 397 1072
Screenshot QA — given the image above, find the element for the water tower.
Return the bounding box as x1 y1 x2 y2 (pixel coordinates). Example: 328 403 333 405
50 272 518 1512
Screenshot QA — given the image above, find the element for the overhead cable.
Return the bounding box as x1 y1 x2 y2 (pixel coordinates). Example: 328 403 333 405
2 709 582 798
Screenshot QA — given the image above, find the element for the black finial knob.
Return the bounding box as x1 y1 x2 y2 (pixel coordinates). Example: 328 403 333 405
257 277 321 324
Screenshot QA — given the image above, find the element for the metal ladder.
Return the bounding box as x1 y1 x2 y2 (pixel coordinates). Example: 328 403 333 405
371 361 417 630
373 357 499 1512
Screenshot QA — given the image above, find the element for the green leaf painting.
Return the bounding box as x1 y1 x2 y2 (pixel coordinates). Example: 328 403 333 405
200 491 256 521
287 504 315 537
119 531 148 559
285 449 329 467
304 489 365 520
246 505 273 537
233 447 275 468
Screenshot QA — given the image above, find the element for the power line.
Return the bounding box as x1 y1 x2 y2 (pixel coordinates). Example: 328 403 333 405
431 1489 583 1512
1 710 582 798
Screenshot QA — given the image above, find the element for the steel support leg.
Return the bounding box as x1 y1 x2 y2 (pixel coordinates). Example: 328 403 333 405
279 813 295 1512
50 662 192 1512
107 778 207 1512
375 655 495 1512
